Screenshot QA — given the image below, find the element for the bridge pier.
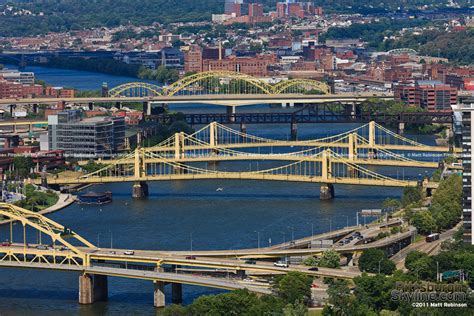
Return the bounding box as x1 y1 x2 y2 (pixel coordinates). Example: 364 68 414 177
226 106 236 123
154 281 166 308
236 269 246 279
88 102 94 111
240 121 247 134
132 181 149 198
143 101 151 116
320 184 335 200
172 283 183 304
115 101 122 110
398 122 405 135
79 274 108 305
290 121 297 140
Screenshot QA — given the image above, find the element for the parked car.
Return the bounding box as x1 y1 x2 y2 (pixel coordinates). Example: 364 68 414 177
274 261 289 268
308 267 319 271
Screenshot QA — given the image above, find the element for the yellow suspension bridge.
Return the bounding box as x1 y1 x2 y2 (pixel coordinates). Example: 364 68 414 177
36 121 450 198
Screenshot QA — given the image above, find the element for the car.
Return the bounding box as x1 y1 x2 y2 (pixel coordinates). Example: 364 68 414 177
274 261 289 268
185 255 196 260
59 246 69 251
245 259 257 264
123 250 134 255
311 283 319 288
1 241 11 247
308 267 319 271
36 245 48 250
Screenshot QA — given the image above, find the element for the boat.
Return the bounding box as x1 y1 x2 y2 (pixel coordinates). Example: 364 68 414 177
77 191 112 205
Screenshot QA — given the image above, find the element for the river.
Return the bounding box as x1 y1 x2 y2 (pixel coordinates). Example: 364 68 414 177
0 66 442 315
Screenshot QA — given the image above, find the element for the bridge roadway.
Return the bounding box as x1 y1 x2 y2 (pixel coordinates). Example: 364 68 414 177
38 173 420 187
0 92 393 106
94 154 439 168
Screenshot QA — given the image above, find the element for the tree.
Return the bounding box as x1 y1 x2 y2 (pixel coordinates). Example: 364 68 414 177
401 187 422 207
405 251 435 280
318 249 340 268
359 249 395 275
13 156 34 177
411 210 436 235
273 271 312 305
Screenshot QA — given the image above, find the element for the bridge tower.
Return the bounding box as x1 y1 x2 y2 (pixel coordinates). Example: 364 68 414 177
368 121 377 159
173 132 187 174
132 147 149 198
208 122 219 169
347 133 358 177
320 149 335 200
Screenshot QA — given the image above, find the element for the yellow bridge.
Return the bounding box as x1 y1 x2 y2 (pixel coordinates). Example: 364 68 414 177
38 121 450 198
0 203 410 307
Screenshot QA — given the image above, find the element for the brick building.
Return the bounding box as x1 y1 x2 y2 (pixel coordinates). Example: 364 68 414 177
394 80 457 111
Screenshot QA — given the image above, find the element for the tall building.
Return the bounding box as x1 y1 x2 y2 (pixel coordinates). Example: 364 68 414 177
224 0 243 17
48 110 126 158
456 103 474 244
248 3 264 17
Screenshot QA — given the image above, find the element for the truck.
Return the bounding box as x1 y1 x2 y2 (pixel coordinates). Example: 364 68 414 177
426 233 440 242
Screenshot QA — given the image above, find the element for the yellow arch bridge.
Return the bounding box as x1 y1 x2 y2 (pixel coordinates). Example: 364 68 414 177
37 121 448 199
0 203 412 307
107 71 330 97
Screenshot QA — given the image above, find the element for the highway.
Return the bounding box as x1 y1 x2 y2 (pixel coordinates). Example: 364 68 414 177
390 223 461 270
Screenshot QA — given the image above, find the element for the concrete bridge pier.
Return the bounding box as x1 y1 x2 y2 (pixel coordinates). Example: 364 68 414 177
143 101 151 116
115 101 122 110
290 121 297 140
79 274 108 305
88 102 94 111
153 281 166 308
227 106 236 123
320 183 335 200
132 181 149 198
240 121 247 134
236 269 246 279
171 283 183 304
398 122 405 135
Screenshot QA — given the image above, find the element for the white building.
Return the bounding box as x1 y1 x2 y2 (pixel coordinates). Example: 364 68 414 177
454 103 474 244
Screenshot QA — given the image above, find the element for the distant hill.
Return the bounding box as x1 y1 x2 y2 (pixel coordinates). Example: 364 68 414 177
0 0 471 37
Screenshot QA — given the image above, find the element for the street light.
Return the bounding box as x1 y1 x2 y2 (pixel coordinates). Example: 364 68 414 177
254 231 260 249
281 231 286 244
190 232 193 251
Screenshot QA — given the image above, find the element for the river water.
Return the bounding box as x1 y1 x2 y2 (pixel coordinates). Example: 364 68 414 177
0 66 443 315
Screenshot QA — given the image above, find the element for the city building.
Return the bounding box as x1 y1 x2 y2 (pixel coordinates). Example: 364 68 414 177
0 69 35 84
224 0 243 17
456 103 474 244
184 45 276 76
394 80 457 111
48 110 126 158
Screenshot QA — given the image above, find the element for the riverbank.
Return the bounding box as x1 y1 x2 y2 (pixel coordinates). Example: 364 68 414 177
0 192 76 225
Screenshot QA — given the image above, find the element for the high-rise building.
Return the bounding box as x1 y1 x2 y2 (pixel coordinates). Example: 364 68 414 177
248 3 264 17
224 0 243 17
48 110 126 158
456 103 474 244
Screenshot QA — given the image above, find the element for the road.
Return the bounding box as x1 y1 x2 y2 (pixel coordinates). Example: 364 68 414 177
390 223 461 270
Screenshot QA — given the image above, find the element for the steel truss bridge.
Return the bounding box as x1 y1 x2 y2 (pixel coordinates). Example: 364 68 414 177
107 71 331 97
40 121 450 194
0 203 414 307
150 104 454 126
